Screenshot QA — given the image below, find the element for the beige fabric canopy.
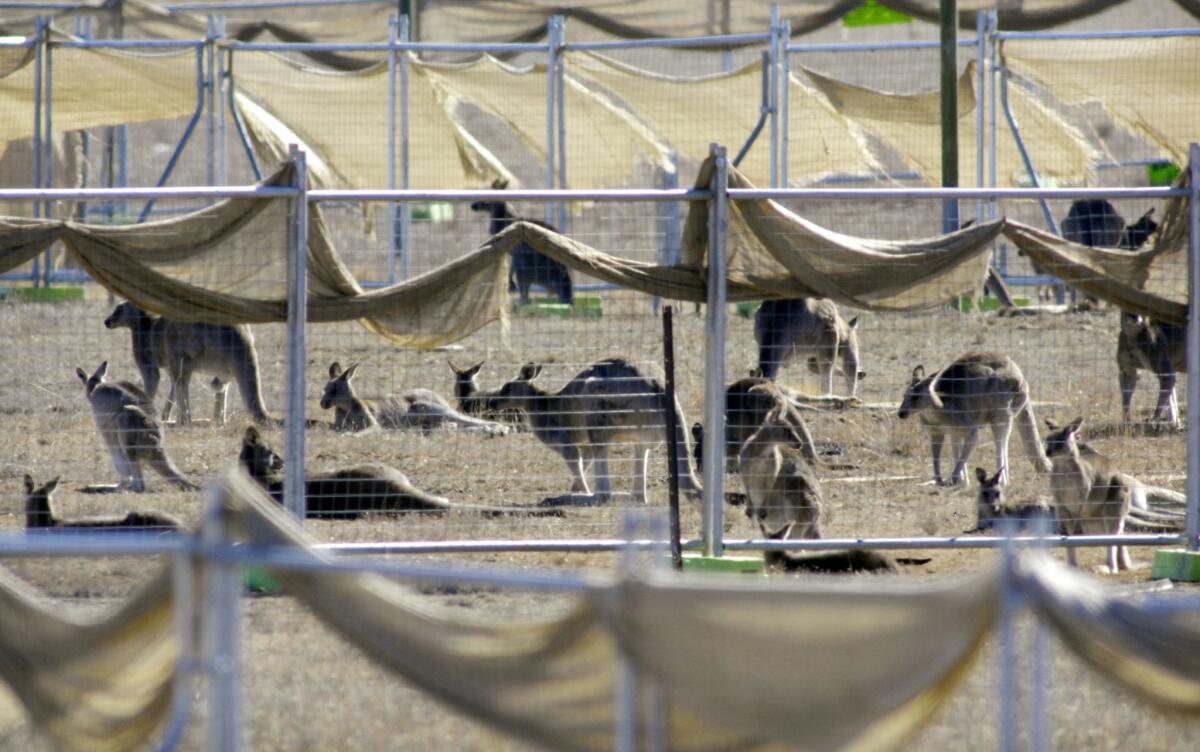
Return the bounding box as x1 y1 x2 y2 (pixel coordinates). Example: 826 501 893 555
801 61 1104 187
4 471 1200 751
1003 36 1200 165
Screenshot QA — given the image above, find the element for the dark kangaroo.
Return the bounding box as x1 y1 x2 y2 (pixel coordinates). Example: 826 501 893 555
470 178 573 305
24 475 182 532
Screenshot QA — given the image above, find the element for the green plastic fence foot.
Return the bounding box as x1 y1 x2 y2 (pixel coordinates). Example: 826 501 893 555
1151 549 1200 582
681 553 766 575
514 296 602 318
244 565 283 594
0 286 85 303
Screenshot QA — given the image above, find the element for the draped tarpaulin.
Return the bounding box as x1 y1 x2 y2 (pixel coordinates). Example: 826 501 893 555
1003 35 1200 165
5 471 1200 751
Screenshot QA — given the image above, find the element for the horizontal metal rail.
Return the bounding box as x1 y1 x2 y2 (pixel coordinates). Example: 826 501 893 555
996 27 1200 41
0 186 298 201
164 0 389 9
52 39 205 49
787 38 978 53
564 32 770 51
726 186 1188 200
227 40 547 53
309 187 707 202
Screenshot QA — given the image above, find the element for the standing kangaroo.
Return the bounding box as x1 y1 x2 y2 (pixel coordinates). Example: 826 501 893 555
23 475 182 531
487 358 701 505
691 377 820 474
897 351 1051 486
104 301 274 426
239 427 554 519
76 361 197 493
754 297 863 397
737 405 824 541
1118 313 1186 427
320 362 508 435
470 178 574 305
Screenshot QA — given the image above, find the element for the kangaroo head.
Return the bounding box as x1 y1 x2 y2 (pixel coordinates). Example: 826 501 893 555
240 426 284 480
104 301 142 330
488 363 543 411
1120 207 1158 250
1043 416 1084 459
975 466 1004 508
470 179 511 214
77 361 108 395
898 365 941 418
447 359 484 397
320 362 359 410
23 474 59 528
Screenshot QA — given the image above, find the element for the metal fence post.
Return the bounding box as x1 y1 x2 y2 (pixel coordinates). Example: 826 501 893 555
545 17 558 225
701 144 728 558
1186 142 1200 550
768 3 779 188
387 14 398 284
399 14 411 280
202 485 242 752
779 18 790 189
555 15 567 231
284 145 308 520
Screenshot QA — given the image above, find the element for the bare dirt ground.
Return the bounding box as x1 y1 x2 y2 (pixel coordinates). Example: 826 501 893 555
0 289 1196 750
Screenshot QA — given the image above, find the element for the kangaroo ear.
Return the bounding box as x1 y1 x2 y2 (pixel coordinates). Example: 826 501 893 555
328 361 342 378
1045 417 1059 431
1068 416 1085 434
466 360 484 377
342 363 360 381
691 422 703 440
93 361 109 381
23 475 34 494
446 359 460 374
975 467 989 484
492 178 508 189
76 367 88 384
847 316 859 330
911 365 925 382
519 363 542 381
45 477 60 494
244 426 260 442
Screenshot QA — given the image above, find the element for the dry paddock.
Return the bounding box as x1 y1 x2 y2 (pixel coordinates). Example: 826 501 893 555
0 292 1197 750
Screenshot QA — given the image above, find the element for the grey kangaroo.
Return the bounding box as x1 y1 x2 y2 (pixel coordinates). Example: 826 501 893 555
447 359 525 429
104 301 274 426
470 178 574 305
76 361 197 493
1118 313 1186 428
690 377 820 475
24 475 182 532
239 427 556 519
753 297 862 397
487 358 701 505
320 362 508 435
969 467 1056 534
737 404 824 541
897 351 1051 486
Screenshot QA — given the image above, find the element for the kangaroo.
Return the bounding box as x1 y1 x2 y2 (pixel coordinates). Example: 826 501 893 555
969 467 1056 534
470 178 574 305
737 404 823 541
753 297 863 397
487 358 701 505
320 362 508 435
239 427 557 519
897 351 1051 487
104 301 275 426
691 377 820 474
1118 313 1185 428
23 475 182 532
447 359 525 429
76 362 197 493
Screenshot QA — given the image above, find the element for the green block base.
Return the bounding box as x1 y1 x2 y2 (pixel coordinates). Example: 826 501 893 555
735 301 759 318
681 553 766 575
0 286 85 303
1151 549 1200 581
514 296 602 318
244 565 283 594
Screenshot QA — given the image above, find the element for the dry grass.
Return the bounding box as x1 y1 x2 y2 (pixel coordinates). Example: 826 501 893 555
0 294 1197 750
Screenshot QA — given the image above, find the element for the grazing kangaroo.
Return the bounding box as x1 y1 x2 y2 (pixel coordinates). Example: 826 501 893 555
23 475 182 532
691 377 820 474
737 405 823 540
104 301 274 426
1118 312 1185 428
239 427 556 519
897 351 1051 487
487 359 701 505
754 298 863 397
470 178 574 305
76 362 197 493
320 362 508 435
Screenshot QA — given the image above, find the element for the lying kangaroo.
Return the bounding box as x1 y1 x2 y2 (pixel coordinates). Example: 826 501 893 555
321 362 508 435
104 301 274 426
76 362 197 493
1118 312 1186 428
754 297 863 397
239 427 555 519
471 178 574 305
23 475 182 532
691 377 820 475
897 351 1051 486
969 467 1056 534
447 359 525 429
737 404 823 540
487 359 701 505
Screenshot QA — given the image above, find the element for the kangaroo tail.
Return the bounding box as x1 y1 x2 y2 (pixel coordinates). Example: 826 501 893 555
153 452 199 490
238 354 276 424
1144 485 1187 507
1126 507 1184 532
1016 402 1052 473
